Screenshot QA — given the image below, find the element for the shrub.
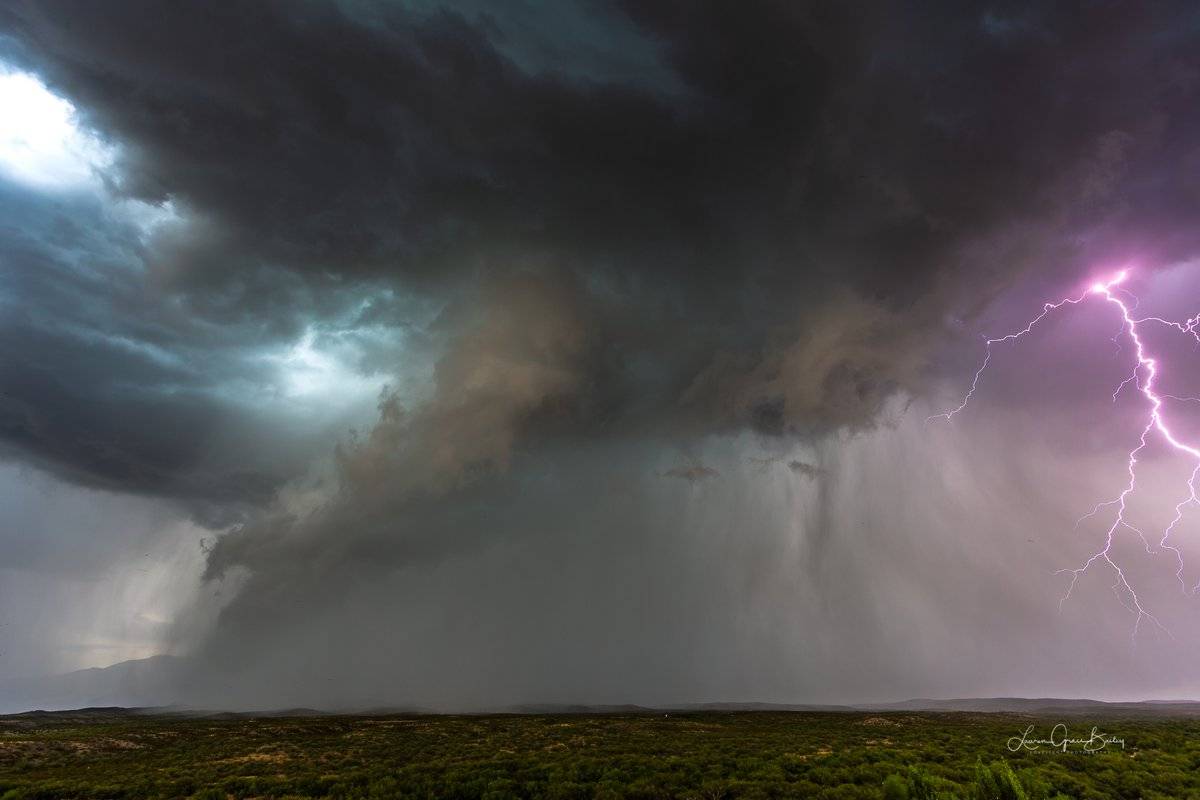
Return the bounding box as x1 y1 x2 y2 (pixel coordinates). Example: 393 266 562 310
972 759 1027 800
883 773 910 800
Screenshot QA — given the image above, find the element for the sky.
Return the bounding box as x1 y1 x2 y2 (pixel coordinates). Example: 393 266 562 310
3 0 1200 711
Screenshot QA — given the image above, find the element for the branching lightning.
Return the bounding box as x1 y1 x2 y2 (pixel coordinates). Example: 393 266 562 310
933 270 1200 639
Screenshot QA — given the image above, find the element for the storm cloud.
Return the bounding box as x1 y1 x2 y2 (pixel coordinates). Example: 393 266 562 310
3 0 1200 709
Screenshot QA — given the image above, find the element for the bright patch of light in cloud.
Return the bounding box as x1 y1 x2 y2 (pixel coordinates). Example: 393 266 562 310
0 67 112 189
274 328 390 406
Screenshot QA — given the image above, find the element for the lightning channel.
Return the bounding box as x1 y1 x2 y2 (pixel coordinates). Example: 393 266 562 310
934 270 1200 640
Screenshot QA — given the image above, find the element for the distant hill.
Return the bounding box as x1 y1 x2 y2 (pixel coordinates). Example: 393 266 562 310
682 702 858 713
506 699 1200 716
0 655 185 714
503 703 660 715
853 697 1200 715
4 658 1200 717
500 698 1200 716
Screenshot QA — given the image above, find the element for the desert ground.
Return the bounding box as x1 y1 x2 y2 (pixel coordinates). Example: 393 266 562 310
2 708 1196 799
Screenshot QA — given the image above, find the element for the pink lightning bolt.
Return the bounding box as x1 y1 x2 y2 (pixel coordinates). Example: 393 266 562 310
933 270 1200 640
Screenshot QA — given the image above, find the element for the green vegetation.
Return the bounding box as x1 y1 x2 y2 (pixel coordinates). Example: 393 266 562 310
1 710 1197 799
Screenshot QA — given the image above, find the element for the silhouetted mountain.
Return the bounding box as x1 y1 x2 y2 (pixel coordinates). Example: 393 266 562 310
502 704 659 715
855 697 1200 714
6 661 1200 720
681 702 858 713
0 655 185 713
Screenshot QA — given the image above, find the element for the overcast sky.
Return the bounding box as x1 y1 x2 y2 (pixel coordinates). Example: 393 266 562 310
3 0 1200 711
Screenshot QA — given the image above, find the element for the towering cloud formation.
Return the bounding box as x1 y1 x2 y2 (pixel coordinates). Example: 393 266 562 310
3 0 1200 708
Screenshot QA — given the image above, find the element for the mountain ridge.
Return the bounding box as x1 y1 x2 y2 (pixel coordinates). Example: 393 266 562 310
4 657 1200 716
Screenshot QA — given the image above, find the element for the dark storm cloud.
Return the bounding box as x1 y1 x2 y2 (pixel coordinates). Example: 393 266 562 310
5 0 1198 454
0 183 252 510
0 178 412 523
5 0 1200 707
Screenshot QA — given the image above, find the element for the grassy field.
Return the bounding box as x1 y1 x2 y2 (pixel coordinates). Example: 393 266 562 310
2 709 1198 799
